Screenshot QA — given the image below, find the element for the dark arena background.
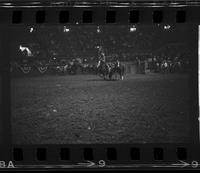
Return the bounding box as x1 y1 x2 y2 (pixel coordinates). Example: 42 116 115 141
10 25 193 144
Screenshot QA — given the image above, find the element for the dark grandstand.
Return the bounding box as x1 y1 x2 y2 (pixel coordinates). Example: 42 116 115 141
10 25 192 76
11 25 193 144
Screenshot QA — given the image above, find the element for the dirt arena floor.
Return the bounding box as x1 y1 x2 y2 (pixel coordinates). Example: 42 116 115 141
11 73 190 144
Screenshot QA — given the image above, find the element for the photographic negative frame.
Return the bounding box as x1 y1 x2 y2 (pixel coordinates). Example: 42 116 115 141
0 0 200 170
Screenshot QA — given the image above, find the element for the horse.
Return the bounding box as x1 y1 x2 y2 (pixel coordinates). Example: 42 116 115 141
109 61 125 80
96 60 111 80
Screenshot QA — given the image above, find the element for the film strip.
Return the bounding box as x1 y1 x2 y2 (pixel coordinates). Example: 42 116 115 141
0 0 200 170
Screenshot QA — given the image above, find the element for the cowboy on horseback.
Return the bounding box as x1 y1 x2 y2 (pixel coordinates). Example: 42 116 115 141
96 50 112 80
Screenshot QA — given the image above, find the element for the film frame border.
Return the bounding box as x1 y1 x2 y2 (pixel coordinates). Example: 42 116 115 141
0 1 199 170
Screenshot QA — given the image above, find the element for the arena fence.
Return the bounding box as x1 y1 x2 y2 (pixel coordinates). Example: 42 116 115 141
10 60 167 77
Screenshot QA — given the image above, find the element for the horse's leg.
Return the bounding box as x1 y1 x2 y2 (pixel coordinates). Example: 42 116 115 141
107 74 109 80
119 71 122 80
118 71 120 80
109 72 112 80
121 71 124 80
103 73 106 80
115 72 117 80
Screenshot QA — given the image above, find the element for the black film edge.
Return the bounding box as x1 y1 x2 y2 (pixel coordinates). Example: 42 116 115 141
0 1 199 170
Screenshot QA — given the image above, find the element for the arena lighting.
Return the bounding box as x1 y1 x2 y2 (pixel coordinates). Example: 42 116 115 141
63 26 70 32
97 26 101 33
130 26 136 32
19 45 32 57
164 25 171 30
30 27 34 33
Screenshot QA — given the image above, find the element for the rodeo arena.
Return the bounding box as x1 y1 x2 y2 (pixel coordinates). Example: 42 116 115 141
11 25 192 144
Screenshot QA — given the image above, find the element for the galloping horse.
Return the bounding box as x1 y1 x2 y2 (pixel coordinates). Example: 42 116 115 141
96 60 111 80
109 60 125 80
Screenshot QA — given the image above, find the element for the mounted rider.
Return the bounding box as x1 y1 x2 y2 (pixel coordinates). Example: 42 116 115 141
114 59 120 68
97 47 106 68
